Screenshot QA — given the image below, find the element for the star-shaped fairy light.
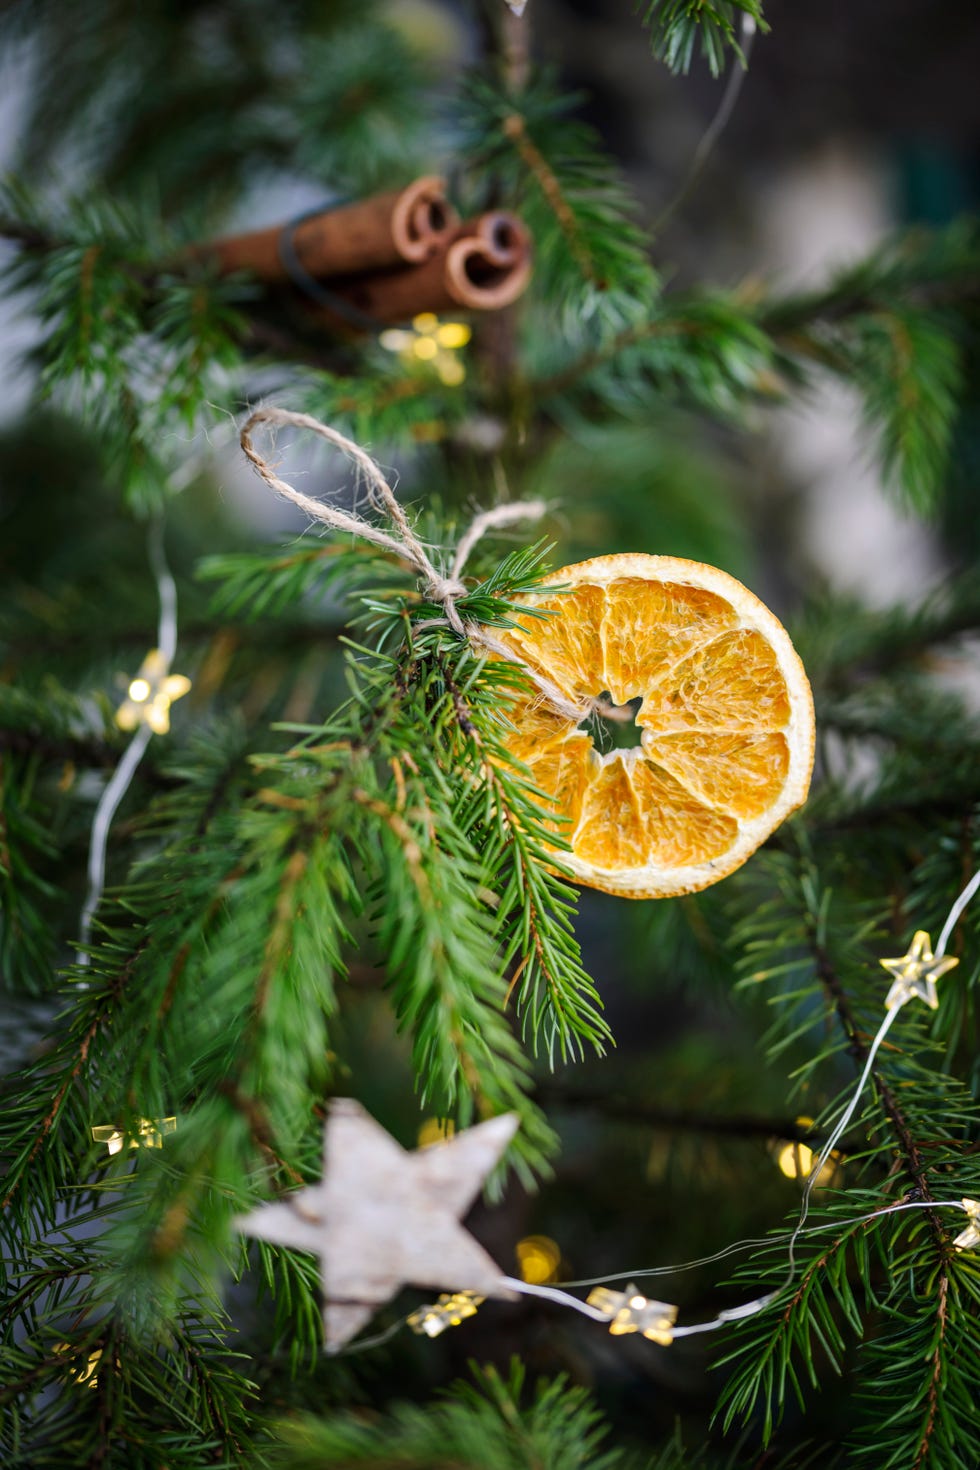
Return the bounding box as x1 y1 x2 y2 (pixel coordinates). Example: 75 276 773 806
586 1284 679 1345
407 1290 484 1338
236 1098 518 1352
880 930 959 1011
379 312 471 386
91 1116 177 1156
116 648 191 735
953 1198 980 1253
54 1343 105 1389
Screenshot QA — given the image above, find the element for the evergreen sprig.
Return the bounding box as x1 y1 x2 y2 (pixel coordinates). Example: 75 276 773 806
713 833 980 1464
459 75 658 322
638 2 767 77
3 2 980 1465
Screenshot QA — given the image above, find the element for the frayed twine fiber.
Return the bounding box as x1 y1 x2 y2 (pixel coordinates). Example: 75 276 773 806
239 406 588 723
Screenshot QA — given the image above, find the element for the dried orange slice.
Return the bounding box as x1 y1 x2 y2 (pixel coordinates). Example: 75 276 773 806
497 553 814 898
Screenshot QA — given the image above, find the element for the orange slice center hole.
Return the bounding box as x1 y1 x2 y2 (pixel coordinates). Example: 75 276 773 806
578 693 644 752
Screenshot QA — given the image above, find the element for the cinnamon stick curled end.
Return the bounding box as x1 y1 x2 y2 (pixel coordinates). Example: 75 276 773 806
326 212 533 326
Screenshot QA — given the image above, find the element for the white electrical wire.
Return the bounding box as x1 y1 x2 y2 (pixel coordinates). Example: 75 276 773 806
652 12 758 236
481 868 980 1346
76 517 178 969
936 867 980 959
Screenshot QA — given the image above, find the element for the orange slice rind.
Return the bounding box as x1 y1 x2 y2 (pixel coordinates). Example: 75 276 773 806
496 553 815 899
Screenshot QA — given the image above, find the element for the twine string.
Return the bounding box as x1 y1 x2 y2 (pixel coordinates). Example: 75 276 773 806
240 407 592 723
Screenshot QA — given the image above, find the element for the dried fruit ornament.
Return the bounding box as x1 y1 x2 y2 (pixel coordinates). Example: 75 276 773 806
497 554 815 899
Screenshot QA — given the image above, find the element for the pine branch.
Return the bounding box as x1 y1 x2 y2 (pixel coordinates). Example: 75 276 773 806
714 844 980 1460
638 1 767 77
267 1358 644 1469
459 74 657 315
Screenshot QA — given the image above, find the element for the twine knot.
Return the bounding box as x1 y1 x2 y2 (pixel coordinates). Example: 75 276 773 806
239 406 579 715
425 574 468 603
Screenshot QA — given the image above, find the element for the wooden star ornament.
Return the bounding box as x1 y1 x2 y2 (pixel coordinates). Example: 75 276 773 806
880 929 958 1011
235 1099 518 1351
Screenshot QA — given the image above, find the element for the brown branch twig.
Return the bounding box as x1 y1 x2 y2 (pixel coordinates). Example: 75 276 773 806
534 1087 837 1145
502 111 598 286
913 1268 950 1469
808 937 947 1255
1 940 147 1213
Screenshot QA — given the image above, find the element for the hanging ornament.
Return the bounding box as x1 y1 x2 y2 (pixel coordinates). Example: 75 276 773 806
495 554 815 898
236 1099 518 1352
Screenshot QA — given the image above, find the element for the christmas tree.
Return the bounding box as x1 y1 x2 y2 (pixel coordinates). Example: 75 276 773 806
3 2 980 1465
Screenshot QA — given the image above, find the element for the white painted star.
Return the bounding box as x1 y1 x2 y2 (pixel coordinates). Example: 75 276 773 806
880 930 958 1011
236 1099 518 1351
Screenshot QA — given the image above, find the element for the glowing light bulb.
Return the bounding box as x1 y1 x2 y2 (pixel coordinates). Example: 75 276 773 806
417 1117 457 1148
379 313 469 387
772 1117 841 1186
515 1234 561 1285
116 651 190 733
436 322 471 349
586 1284 678 1345
880 930 958 1010
92 1116 177 1154
407 1290 483 1337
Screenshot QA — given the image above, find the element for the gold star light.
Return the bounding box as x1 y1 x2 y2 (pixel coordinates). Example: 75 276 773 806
236 1098 518 1352
407 1290 484 1338
54 1343 104 1389
880 930 959 1011
91 1115 177 1156
379 313 471 386
586 1284 678 1345
953 1198 980 1253
116 648 191 735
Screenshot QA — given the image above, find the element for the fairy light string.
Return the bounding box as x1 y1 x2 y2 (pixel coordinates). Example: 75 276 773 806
333 863 980 1354
335 1195 980 1356
76 516 189 967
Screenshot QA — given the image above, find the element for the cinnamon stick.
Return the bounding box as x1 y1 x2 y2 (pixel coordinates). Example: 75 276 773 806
204 176 458 283
318 212 533 327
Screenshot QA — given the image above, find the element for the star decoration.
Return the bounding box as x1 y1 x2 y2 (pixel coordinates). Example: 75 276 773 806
91 1115 177 1156
586 1284 678 1345
236 1098 518 1352
407 1290 484 1338
880 930 959 1011
953 1198 980 1253
116 648 191 735
379 312 471 386
54 1343 105 1389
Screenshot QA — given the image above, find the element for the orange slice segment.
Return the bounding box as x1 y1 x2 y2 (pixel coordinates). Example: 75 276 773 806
520 734 593 839
641 731 790 821
637 628 791 733
501 695 573 764
600 578 737 706
502 582 605 702
499 553 814 899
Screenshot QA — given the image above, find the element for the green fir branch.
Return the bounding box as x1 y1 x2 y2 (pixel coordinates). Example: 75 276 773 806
460 75 657 316
638 1 767 77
